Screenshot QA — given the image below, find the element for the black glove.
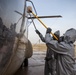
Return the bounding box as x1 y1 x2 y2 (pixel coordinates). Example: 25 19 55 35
45 57 49 61
44 57 52 61
35 29 41 35
46 27 52 33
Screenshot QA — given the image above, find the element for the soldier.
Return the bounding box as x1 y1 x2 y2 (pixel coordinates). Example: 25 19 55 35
45 28 76 75
35 28 60 75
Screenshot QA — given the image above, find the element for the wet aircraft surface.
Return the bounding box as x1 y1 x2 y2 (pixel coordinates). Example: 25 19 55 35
14 51 46 75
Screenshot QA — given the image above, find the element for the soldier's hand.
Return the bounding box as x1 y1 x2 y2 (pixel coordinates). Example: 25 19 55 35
44 57 51 61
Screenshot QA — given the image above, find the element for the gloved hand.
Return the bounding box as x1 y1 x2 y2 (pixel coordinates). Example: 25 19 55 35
46 27 52 33
44 57 52 61
35 29 41 35
44 57 49 61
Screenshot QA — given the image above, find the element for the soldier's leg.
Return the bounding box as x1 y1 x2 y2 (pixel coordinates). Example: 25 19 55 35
51 59 56 75
44 61 50 75
48 59 56 75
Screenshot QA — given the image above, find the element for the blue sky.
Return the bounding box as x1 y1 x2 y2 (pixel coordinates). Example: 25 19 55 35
27 0 76 44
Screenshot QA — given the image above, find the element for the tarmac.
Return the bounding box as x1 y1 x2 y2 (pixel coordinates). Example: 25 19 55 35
14 51 46 75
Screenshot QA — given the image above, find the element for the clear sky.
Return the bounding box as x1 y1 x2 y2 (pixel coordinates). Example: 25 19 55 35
27 0 76 44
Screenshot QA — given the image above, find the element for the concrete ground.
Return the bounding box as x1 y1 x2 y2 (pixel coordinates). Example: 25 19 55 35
14 51 46 75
